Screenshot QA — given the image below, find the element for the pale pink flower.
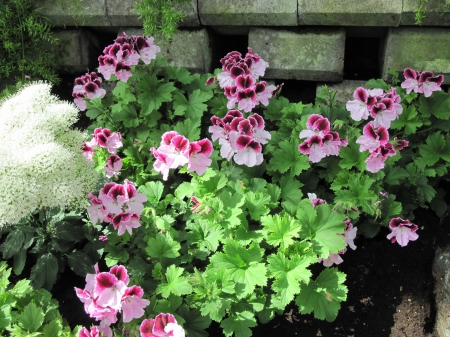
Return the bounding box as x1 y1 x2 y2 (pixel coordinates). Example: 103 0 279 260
123 179 147 214
78 326 100 337
387 217 419 247
319 253 344 267
104 154 123 179
121 286 150 323
307 193 327 207
94 272 127 310
365 143 396 173
187 139 213 175
298 135 326 163
356 122 389 153
346 87 377 121
401 68 420 94
233 135 263 167
87 192 107 225
140 313 185 337
417 71 444 97
343 219 357 250
112 212 141 236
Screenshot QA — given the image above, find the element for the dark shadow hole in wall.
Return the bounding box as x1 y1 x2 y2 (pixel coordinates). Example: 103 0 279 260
274 80 317 105
211 34 249 71
344 37 380 81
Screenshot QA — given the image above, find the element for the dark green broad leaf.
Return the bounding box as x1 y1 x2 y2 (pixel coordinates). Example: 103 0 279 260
67 251 94 277
30 253 58 290
54 222 84 242
419 90 450 120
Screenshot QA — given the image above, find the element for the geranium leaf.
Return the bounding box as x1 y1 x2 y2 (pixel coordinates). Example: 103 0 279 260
18 302 44 333
139 181 164 204
419 90 450 120
279 175 303 204
156 265 193 298
220 311 257 337
267 139 310 176
261 214 301 249
146 233 180 259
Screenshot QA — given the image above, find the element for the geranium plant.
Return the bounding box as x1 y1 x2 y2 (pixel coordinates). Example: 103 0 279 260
73 31 450 337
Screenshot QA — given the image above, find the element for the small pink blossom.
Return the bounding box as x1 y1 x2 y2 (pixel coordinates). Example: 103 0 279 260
387 217 419 247
78 326 100 337
112 212 141 236
318 253 343 267
121 286 150 323
140 313 185 337
104 154 123 178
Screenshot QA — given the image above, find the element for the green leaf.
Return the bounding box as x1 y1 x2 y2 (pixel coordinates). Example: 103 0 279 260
298 204 346 258
245 192 271 221
112 80 136 104
385 167 409 185
261 214 301 249
334 173 377 215
137 74 175 115
104 245 129 267
30 253 58 290
146 233 180 259
139 181 164 204
54 222 84 242
339 142 366 171
267 140 310 176
295 268 347 322
67 251 94 277
418 132 450 166
165 66 194 85
43 319 62 337
18 302 44 333
220 311 257 337
156 265 193 298
110 105 139 128
177 305 211 337
390 105 422 135
210 241 267 298
419 91 450 120
173 89 213 119
11 279 32 298
1 229 25 259
267 253 313 306
279 175 303 203
365 78 390 91
173 118 201 141
431 188 448 217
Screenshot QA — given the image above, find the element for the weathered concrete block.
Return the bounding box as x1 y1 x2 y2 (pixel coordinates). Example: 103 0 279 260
298 0 402 26
316 80 367 105
198 0 298 26
382 27 450 84
402 0 450 26
35 0 110 26
107 0 200 27
433 246 450 337
52 29 100 74
119 28 212 74
248 28 345 81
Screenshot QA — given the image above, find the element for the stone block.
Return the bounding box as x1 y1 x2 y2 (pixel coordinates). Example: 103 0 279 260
198 0 298 26
35 0 110 27
248 28 345 81
316 80 367 105
382 27 450 84
433 246 450 337
107 0 200 27
298 0 402 26
52 29 101 74
402 0 450 26
119 28 212 74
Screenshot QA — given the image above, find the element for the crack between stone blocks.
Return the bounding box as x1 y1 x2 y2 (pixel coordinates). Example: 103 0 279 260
105 0 113 26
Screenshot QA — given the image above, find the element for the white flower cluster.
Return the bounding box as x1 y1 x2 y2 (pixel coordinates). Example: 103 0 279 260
0 82 99 226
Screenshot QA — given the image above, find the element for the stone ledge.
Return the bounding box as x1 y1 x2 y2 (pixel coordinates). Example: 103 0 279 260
316 80 367 105
198 0 298 26
119 28 212 74
298 0 402 26
249 28 345 81
35 0 199 27
401 0 450 26
382 27 450 84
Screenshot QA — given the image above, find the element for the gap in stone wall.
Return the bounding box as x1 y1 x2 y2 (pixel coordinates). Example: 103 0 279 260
276 80 317 104
344 37 381 81
211 33 249 70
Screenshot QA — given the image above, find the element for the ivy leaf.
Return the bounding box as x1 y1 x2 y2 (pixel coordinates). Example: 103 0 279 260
137 74 175 115
210 240 267 298
267 253 313 306
298 204 346 258
18 302 44 333
173 89 213 119
418 132 450 166
146 233 180 259
220 311 257 337
267 140 310 176
30 253 58 290
139 181 164 204
295 268 348 322
261 214 301 249
419 90 450 120
279 175 303 204
156 265 193 298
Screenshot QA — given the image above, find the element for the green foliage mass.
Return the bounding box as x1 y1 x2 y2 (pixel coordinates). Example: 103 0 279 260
0 0 60 86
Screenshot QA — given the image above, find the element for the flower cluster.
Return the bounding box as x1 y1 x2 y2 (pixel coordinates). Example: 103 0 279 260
98 32 161 82
387 217 419 247
0 82 99 226
72 72 106 111
87 180 147 236
75 264 150 337
83 127 123 159
150 131 213 181
346 87 403 129
298 114 347 163
356 122 408 173
79 326 100 337
140 313 185 337
209 110 271 167
401 68 444 97
215 48 279 112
